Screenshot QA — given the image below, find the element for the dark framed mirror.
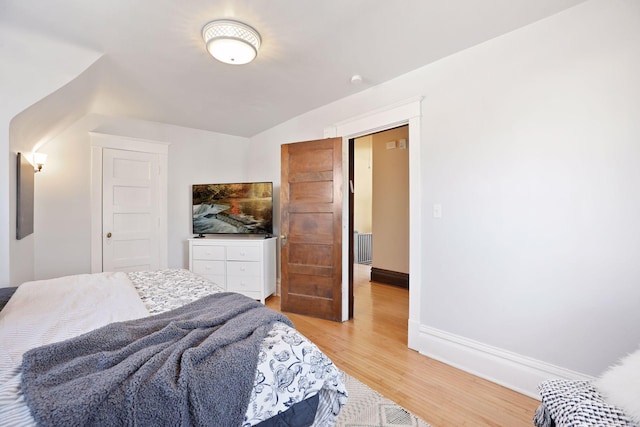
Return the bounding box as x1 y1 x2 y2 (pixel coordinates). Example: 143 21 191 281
17 152 35 240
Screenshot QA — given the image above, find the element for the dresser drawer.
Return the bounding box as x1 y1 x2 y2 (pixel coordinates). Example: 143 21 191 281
226 246 260 261
227 261 261 277
192 245 225 260
230 289 261 300
227 276 260 294
192 260 226 276
188 237 276 303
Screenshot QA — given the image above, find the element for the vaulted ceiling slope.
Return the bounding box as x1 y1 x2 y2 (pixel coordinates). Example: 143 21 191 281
2 0 587 137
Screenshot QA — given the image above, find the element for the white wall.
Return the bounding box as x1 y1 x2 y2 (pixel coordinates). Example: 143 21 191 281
353 136 372 234
164 128 250 269
247 0 640 386
33 117 94 279
0 23 101 287
419 0 640 377
13 62 102 282
33 114 250 280
372 127 409 275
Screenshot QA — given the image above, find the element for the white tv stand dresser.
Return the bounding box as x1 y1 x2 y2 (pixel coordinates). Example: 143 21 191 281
188 236 277 304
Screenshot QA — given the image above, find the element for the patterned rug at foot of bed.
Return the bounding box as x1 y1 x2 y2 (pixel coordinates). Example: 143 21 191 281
336 373 432 427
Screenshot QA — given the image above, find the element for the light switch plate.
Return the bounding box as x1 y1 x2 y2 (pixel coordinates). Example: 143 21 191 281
386 140 396 150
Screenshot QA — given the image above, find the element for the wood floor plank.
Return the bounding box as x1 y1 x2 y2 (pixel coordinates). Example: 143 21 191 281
267 264 540 427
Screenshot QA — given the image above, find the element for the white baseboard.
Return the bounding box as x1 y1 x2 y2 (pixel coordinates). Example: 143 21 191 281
410 323 593 399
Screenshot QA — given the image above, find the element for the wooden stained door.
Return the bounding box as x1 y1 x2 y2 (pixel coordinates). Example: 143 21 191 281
280 138 343 321
102 148 160 272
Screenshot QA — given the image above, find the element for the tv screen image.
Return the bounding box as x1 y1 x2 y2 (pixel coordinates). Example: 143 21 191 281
192 182 273 235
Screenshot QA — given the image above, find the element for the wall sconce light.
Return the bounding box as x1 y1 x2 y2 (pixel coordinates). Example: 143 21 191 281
32 152 47 173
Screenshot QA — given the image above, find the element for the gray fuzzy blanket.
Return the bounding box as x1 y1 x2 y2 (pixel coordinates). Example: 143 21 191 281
21 292 293 427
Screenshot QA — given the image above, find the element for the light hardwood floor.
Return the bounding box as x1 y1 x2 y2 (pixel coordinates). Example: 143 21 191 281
266 264 540 427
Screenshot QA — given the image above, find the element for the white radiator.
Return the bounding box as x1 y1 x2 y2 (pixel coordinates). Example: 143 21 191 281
354 232 372 265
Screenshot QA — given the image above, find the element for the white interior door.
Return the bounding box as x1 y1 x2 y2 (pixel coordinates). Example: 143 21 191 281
102 148 160 272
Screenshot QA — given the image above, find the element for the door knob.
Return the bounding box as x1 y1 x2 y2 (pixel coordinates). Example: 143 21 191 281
106 232 112 238
280 234 287 246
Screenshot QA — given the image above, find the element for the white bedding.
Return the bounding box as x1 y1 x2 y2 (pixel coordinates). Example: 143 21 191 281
0 272 149 426
0 270 346 426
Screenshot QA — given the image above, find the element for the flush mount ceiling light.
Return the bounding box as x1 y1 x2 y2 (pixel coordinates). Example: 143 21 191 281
202 19 261 65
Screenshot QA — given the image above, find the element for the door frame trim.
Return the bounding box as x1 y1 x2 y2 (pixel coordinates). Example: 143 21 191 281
89 132 170 273
324 97 422 349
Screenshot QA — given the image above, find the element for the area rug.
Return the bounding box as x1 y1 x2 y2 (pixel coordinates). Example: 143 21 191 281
336 373 432 427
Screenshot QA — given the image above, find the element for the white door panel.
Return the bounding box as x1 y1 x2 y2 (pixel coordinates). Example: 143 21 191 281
103 148 160 272
112 158 153 181
113 213 152 233
112 186 152 206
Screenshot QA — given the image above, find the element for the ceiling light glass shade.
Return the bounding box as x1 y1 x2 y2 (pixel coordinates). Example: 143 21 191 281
202 19 261 65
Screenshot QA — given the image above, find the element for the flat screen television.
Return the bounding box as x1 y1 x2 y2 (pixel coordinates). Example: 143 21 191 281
192 182 273 236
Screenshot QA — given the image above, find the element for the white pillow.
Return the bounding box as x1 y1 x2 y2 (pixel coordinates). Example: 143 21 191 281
595 348 640 424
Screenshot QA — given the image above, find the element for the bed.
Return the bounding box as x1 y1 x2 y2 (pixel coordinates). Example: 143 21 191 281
0 269 347 426
534 349 640 427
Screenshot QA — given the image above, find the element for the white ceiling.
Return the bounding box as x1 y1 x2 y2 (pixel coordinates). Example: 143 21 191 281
2 0 587 137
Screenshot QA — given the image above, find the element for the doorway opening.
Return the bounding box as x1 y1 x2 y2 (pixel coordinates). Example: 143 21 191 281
325 97 421 346
348 125 410 319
